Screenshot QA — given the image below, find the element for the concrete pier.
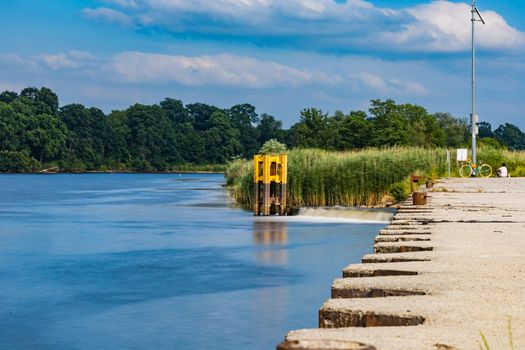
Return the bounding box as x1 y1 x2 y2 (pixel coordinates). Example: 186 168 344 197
280 178 525 349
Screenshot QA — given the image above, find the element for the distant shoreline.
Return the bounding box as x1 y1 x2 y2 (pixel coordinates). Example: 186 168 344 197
0 170 225 175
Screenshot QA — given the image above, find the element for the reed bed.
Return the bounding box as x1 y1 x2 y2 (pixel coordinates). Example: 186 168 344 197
478 148 525 177
226 147 525 209
226 147 447 208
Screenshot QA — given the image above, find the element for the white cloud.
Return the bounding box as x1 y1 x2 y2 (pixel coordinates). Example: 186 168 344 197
357 72 427 95
84 0 525 53
108 52 337 88
389 78 427 95
145 0 374 19
40 51 98 70
68 51 97 61
83 7 133 26
102 0 140 8
0 53 38 69
40 53 79 70
383 1 525 52
358 72 388 92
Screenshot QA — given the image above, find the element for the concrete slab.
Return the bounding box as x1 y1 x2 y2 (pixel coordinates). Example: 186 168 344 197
374 234 431 243
378 229 432 236
373 241 434 254
319 296 428 328
342 262 436 278
361 252 433 263
282 178 525 349
331 275 433 298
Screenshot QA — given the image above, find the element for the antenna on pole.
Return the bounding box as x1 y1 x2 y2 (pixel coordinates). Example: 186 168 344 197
471 0 485 165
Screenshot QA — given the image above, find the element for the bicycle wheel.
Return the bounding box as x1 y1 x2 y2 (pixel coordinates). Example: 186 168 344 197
459 164 472 178
479 164 492 178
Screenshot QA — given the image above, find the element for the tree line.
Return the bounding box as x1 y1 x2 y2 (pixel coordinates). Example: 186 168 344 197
0 87 524 172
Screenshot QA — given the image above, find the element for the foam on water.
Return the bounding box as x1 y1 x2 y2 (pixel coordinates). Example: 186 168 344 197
254 206 395 224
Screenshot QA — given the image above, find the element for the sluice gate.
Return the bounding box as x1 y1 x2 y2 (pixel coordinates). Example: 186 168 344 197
253 154 288 216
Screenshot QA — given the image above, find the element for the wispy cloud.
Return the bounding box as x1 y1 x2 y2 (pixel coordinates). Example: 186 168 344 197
357 72 427 95
83 7 133 26
108 52 337 88
82 0 525 53
40 51 97 70
0 53 39 70
101 0 140 9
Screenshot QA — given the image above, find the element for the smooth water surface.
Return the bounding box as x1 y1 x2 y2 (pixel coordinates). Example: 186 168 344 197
0 174 384 349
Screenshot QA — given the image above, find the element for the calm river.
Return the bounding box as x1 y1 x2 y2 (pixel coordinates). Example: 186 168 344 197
0 174 385 349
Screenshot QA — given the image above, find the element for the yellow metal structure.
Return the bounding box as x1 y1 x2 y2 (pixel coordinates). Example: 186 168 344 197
253 154 288 216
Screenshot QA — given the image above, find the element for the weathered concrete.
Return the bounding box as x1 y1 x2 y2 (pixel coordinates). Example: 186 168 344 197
342 261 436 278
374 234 431 243
373 241 434 254
282 178 525 349
361 252 432 263
276 339 376 350
331 275 432 298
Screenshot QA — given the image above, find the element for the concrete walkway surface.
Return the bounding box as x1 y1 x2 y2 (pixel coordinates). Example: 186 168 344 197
279 178 525 350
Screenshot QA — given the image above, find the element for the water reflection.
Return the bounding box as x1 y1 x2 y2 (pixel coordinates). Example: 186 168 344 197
253 221 288 266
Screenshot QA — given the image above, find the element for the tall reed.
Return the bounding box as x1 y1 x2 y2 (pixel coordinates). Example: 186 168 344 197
226 147 448 208
226 147 525 209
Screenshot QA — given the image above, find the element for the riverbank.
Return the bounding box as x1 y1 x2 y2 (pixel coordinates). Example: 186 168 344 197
26 170 225 174
280 178 525 349
0 164 226 174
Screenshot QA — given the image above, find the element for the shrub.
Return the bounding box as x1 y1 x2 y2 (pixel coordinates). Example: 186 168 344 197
259 139 287 155
0 150 40 173
389 180 410 202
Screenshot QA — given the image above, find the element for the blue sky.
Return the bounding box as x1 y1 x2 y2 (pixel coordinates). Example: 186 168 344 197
1 0 524 129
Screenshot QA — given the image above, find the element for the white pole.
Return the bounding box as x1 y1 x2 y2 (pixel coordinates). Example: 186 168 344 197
447 150 451 178
471 0 477 164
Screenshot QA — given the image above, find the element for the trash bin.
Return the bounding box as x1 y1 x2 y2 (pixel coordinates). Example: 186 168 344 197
413 191 427 205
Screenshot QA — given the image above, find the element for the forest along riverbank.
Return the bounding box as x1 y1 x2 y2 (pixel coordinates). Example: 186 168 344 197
281 178 525 350
0 173 388 350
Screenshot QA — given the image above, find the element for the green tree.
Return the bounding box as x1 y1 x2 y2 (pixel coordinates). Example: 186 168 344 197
0 91 18 104
20 87 59 116
434 113 469 147
106 110 131 165
337 111 371 149
369 99 409 146
24 114 67 164
202 111 241 163
160 98 191 124
228 104 260 158
494 123 525 150
257 113 284 144
0 102 26 151
288 108 329 148
478 121 493 138
186 103 221 130
59 104 108 168
125 104 178 169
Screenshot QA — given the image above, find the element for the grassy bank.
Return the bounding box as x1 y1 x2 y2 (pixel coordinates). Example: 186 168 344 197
226 147 525 209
